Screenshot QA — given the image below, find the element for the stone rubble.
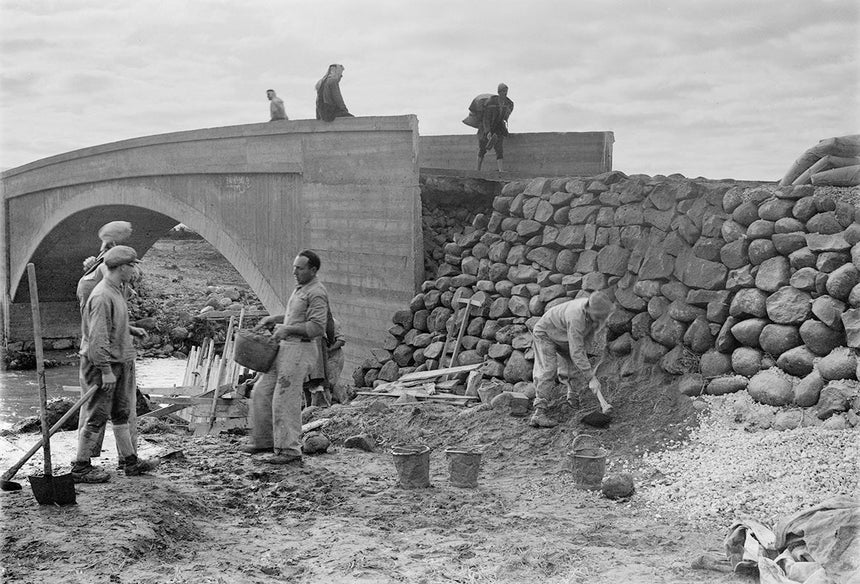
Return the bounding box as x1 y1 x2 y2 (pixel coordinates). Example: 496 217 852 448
355 173 860 422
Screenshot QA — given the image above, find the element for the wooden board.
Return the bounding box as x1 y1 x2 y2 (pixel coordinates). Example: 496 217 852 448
397 363 482 383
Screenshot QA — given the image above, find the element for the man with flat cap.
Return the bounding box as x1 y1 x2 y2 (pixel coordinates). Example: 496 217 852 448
71 245 157 483
529 290 615 428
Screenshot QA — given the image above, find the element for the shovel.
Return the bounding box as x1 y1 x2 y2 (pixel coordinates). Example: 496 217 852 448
24 263 77 505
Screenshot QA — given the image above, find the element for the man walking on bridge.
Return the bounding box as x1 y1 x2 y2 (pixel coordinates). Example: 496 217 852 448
476 83 514 172
267 89 288 121
244 250 330 465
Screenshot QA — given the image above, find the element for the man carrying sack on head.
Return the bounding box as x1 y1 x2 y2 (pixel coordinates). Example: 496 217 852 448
529 290 615 429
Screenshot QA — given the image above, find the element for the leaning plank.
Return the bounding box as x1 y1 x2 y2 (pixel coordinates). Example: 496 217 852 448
355 391 476 402
397 363 482 383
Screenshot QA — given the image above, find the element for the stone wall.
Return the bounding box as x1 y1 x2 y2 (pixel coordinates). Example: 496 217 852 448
354 172 860 413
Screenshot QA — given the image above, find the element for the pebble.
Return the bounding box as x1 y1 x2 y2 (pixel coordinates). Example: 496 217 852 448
636 392 859 531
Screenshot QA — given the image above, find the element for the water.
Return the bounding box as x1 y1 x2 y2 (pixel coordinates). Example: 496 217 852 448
0 358 188 431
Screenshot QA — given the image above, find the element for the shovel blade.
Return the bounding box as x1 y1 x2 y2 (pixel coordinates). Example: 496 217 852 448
28 474 77 506
580 410 612 428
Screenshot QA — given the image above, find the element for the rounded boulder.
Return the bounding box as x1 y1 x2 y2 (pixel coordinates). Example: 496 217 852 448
817 347 858 381
732 347 763 377
747 369 795 406
601 473 635 500
766 287 812 325
759 323 801 357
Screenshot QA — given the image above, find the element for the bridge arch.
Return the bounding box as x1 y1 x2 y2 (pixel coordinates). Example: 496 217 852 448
2 117 423 379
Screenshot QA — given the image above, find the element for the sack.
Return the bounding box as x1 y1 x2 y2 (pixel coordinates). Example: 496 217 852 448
462 93 493 128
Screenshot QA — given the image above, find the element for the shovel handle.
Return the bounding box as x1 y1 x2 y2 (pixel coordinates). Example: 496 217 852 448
1 385 99 484
26 263 53 477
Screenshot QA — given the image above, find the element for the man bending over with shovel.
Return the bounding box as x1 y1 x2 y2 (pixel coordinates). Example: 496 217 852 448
529 290 615 428
71 245 158 483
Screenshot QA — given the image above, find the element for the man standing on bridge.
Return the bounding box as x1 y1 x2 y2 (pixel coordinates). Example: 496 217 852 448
476 83 514 172
267 89 288 121
244 250 330 465
529 290 615 429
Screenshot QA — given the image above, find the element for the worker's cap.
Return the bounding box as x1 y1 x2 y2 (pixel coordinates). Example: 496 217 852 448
497 83 509 92
98 221 133 245
103 245 141 268
587 290 615 317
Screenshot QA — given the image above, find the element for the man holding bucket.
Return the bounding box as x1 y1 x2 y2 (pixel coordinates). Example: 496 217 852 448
529 290 615 428
243 250 329 465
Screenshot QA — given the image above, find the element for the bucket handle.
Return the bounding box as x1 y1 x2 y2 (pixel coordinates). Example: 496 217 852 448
571 434 600 452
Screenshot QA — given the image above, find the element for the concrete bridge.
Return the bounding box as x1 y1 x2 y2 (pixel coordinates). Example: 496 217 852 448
1 116 612 377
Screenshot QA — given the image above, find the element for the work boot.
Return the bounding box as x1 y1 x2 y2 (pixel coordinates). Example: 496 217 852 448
264 450 303 466
71 463 111 484
124 456 160 476
528 409 558 428
239 444 274 454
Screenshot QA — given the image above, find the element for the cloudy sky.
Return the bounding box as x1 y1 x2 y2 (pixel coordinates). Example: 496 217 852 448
1 0 857 180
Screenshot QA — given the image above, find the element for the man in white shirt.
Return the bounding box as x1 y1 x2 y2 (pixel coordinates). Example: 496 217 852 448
267 89 288 121
529 291 615 428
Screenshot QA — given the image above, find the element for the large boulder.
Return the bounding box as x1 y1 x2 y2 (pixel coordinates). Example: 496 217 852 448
731 318 768 348
794 371 826 407
700 349 733 377
674 252 728 290
826 264 860 301
684 317 714 353
732 347 763 377
817 380 857 419
765 287 812 325
799 320 845 356
730 288 768 318
706 375 748 395
789 267 820 292
777 346 818 378
755 257 791 292
811 296 846 328
759 324 801 357
845 308 860 348
747 369 795 406
650 313 687 347
503 350 532 383
817 347 857 381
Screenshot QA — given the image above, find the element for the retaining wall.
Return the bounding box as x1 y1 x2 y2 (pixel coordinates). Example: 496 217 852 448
355 172 860 415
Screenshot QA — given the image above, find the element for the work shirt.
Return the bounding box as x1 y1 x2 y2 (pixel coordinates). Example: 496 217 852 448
532 298 605 377
270 97 287 121
79 278 136 372
284 277 328 340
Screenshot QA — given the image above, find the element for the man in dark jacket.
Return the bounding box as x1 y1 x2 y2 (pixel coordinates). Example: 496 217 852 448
315 64 353 122
477 83 514 172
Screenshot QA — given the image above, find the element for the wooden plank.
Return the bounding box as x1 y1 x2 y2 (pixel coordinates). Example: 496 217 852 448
397 363 482 383
139 403 189 419
356 391 475 402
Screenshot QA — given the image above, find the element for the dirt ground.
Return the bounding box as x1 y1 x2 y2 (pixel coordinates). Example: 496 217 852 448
0 238 753 583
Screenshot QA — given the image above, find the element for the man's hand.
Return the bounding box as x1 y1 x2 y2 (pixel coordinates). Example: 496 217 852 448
271 324 288 341
253 315 276 332
588 376 602 394
129 326 147 338
101 370 117 392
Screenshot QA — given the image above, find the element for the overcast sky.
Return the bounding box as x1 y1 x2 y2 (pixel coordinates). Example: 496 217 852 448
1 0 858 180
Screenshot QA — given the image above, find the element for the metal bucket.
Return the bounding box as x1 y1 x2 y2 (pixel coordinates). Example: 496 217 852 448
233 330 279 372
569 434 606 491
391 444 431 489
445 449 482 488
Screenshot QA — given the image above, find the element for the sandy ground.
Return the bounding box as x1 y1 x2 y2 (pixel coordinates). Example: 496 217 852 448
1 237 752 583
0 386 755 584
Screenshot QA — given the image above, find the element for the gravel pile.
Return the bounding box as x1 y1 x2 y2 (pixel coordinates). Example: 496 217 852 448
631 393 859 531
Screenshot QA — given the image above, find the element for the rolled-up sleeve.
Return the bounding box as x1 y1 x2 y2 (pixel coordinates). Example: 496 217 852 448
304 290 328 339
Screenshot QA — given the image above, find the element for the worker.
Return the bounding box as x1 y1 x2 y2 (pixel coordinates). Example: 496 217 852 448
243 250 330 464
266 89 288 121
71 246 158 482
476 83 514 172
529 290 615 428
